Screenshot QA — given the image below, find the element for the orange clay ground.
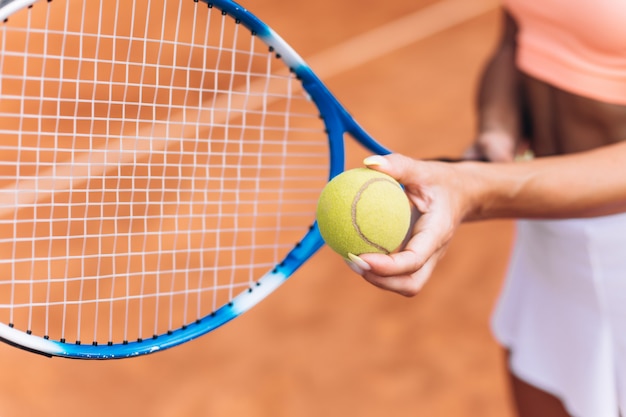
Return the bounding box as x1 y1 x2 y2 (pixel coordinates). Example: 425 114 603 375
0 1 516 416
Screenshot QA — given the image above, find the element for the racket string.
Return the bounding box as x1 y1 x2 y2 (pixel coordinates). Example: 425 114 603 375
0 0 329 345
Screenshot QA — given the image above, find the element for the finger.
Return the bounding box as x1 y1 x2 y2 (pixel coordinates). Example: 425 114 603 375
475 131 517 162
359 249 426 278
361 250 443 297
463 144 484 161
363 153 431 186
485 144 515 162
359 209 453 278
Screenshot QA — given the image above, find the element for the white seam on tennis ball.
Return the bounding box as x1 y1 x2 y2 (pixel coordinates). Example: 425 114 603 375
350 177 399 253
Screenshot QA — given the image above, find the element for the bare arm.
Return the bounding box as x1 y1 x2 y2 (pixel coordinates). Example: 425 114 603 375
344 9 626 296
349 145 626 296
468 10 524 162
470 141 626 219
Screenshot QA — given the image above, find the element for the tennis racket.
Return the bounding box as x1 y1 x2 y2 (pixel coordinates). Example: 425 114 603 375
0 0 410 359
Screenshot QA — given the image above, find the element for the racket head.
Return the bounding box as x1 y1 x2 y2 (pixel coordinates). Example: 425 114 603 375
0 0 390 359
208 0 392 167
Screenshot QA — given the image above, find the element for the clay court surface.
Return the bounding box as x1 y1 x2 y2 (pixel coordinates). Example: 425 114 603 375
0 0 517 415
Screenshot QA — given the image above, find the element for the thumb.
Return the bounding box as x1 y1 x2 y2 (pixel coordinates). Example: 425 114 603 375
363 153 427 186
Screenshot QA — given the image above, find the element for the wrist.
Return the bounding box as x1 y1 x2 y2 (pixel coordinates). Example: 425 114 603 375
453 161 494 222
456 161 524 221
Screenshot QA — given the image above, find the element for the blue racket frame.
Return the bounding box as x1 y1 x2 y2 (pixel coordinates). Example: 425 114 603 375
0 0 391 359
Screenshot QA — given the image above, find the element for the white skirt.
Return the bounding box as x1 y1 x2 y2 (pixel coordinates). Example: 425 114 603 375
492 212 626 417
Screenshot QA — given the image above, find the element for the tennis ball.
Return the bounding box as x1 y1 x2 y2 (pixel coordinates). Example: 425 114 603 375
316 168 412 259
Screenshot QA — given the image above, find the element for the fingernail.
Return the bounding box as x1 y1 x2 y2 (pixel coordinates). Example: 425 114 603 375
347 253 372 271
363 155 387 167
345 259 364 275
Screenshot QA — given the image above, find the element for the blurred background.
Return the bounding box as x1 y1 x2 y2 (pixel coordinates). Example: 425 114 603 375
0 0 516 415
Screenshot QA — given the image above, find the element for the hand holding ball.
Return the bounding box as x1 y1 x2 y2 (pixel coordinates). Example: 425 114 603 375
316 168 412 259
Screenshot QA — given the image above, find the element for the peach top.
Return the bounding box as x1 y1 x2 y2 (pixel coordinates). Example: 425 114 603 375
504 0 626 105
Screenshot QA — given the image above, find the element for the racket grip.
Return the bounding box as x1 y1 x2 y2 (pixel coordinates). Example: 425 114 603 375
432 156 489 163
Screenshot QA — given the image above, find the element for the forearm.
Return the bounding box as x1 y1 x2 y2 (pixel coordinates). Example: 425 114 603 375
476 11 522 136
357 149 626 294
466 141 626 220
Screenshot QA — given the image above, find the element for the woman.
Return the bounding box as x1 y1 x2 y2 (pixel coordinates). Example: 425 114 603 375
346 2 626 417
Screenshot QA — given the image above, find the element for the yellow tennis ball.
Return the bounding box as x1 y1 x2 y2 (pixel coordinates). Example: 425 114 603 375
316 168 412 259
